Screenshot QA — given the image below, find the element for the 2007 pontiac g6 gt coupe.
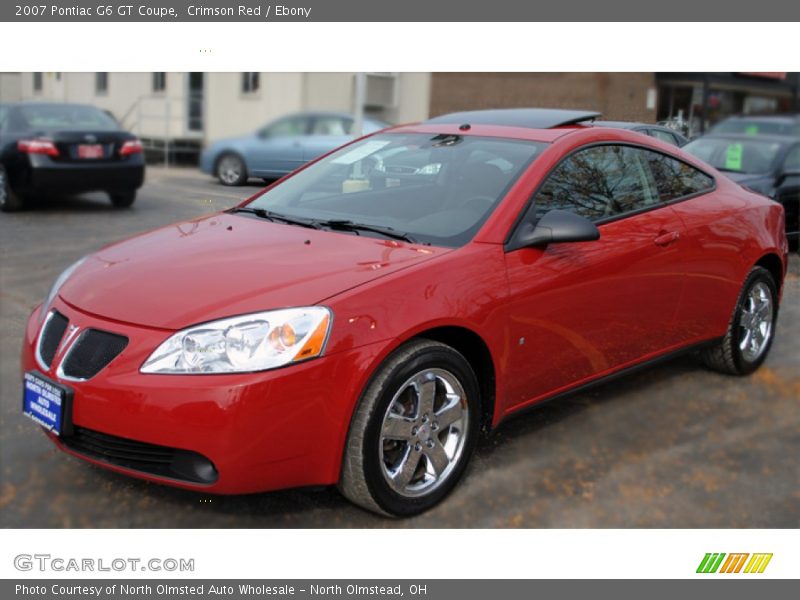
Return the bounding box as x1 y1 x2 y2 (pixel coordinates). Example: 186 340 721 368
22 109 788 516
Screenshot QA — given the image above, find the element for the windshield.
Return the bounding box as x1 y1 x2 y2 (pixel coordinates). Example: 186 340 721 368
245 133 546 247
683 137 783 175
14 104 120 132
711 119 800 137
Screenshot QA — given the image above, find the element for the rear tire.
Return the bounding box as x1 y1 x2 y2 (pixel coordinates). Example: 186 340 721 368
109 190 137 208
339 339 480 517
701 266 778 375
216 153 248 186
0 165 24 212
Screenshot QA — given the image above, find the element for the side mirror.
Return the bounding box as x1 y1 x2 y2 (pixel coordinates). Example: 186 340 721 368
507 209 600 251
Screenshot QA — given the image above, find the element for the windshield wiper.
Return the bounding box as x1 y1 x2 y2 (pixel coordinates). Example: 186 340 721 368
230 207 320 229
230 206 272 219
318 219 417 243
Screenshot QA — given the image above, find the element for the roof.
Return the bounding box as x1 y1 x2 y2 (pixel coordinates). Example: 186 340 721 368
425 108 601 130
719 114 800 123
2 101 104 111
688 132 800 145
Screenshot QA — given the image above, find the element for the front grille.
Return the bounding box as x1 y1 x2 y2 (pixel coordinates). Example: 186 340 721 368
61 329 128 379
38 311 69 368
62 426 218 484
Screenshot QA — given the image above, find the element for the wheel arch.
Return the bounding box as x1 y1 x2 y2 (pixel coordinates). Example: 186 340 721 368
340 321 500 459
754 252 785 296
412 326 497 433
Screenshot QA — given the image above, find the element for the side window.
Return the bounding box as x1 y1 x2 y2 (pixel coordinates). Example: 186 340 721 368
311 117 352 136
265 117 308 138
0 107 7 132
644 150 714 201
783 146 800 172
534 145 659 222
650 129 680 146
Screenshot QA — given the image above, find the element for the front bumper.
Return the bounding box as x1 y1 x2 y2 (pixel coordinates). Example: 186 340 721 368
21 299 385 494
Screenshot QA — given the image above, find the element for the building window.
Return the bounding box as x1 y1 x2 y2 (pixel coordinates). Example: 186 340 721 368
33 72 43 93
242 72 260 94
95 72 109 95
152 72 166 92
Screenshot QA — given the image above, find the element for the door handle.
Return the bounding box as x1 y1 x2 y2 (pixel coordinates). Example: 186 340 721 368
654 231 680 247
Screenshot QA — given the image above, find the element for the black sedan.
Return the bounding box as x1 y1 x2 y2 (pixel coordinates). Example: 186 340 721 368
684 133 800 249
0 102 145 212
592 120 689 146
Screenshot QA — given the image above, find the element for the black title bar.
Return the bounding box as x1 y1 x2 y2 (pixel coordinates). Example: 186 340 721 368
3 0 800 22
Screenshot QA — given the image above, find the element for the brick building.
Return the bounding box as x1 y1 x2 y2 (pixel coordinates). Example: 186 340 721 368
430 73 658 122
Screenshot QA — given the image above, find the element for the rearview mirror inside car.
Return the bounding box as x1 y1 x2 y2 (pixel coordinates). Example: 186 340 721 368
507 209 600 251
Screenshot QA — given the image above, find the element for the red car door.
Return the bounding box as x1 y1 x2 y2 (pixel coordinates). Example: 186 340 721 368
502 144 689 411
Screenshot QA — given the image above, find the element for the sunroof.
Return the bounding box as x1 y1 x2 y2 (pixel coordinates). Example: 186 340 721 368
425 108 601 130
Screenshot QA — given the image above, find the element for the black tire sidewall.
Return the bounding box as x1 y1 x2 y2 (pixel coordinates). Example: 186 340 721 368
0 165 21 212
361 345 480 517
732 268 778 374
109 191 136 208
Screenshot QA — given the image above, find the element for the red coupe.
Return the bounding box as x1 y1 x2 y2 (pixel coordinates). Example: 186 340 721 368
21 109 788 516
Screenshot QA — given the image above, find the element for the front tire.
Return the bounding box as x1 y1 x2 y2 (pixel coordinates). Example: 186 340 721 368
0 165 24 212
701 266 778 375
216 153 247 186
339 339 480 517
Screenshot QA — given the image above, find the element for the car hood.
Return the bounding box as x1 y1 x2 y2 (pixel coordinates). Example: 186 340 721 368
59 212 449 330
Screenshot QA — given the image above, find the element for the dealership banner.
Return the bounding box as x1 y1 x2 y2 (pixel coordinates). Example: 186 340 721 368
4 580 799 599
3 0 800 21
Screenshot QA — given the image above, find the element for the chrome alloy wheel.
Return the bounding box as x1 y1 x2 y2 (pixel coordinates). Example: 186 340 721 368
217 156 243 185
379 368 469 498
739 281 774 362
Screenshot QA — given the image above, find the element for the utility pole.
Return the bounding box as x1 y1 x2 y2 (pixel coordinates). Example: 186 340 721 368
353 72 366 137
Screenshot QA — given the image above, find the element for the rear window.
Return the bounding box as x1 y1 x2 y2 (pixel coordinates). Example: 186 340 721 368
683 137 783 175
649 129 680 146
14 104 120 132
711 119 800 137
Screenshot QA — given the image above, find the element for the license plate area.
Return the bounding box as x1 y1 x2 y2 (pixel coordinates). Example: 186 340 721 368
77 144 104 159
22 372 73 436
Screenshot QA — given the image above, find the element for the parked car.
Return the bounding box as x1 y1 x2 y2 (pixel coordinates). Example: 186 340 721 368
683 133 800 249
709 114 800 137
0 102 144 212
592 120 689 146
22 109 787 516
200 111 389 186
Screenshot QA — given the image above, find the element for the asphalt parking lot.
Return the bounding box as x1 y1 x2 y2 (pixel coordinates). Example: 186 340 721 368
1 167 798 528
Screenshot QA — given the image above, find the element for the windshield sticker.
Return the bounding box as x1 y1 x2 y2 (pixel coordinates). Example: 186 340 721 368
331 140 392 165
725 143 744 170
745 125 759 135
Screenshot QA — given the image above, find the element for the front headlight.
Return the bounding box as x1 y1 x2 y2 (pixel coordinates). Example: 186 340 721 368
140 307 332 374
41 257 86 322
